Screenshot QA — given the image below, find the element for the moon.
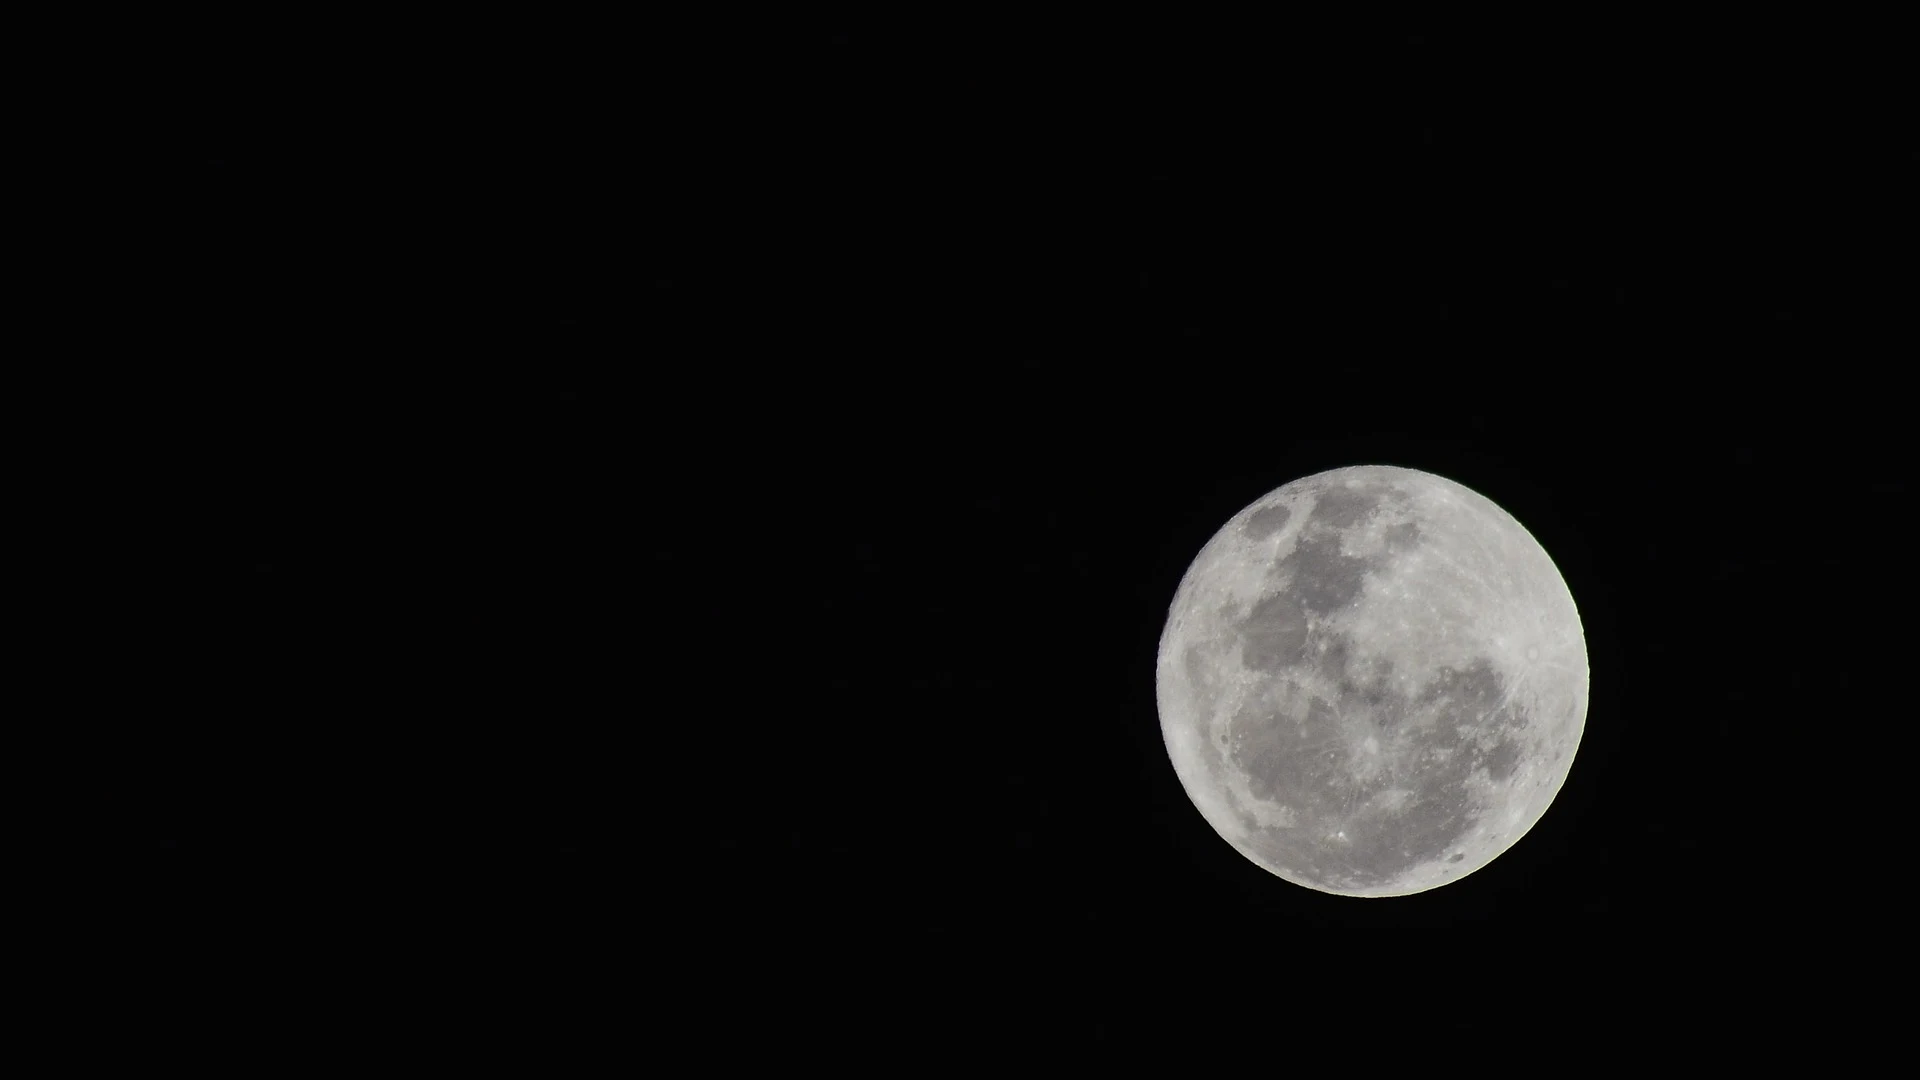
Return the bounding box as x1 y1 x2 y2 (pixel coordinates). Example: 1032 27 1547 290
1155 465 1588 897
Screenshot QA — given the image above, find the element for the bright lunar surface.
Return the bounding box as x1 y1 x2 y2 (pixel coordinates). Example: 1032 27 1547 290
1156 465 1588 897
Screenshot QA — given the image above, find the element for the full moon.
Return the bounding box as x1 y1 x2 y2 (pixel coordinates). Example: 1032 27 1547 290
1156 465 1588 897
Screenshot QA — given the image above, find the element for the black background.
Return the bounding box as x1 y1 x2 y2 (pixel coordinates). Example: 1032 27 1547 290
117 13 1907 1048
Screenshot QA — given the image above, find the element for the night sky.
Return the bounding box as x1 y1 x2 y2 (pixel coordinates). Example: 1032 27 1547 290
120 13 1905 1045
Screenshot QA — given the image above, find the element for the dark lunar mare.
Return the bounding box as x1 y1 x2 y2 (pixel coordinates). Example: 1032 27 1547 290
1237 489 1381 672
1242 503 1292 540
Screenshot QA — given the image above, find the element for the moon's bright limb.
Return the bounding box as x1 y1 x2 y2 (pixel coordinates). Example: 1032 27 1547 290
1155 465 1588 897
